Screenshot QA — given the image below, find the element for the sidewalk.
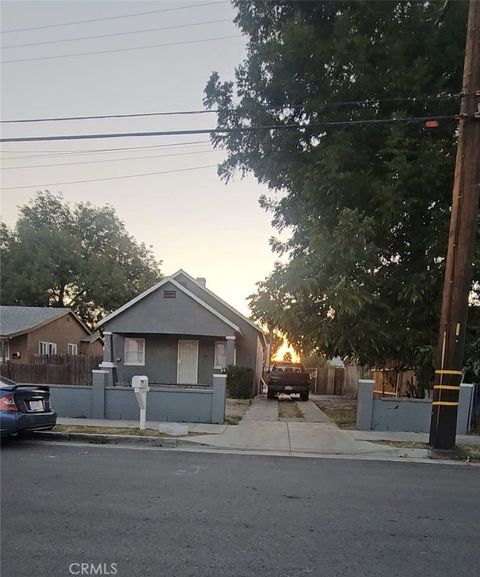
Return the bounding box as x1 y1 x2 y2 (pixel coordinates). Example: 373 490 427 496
53 400 479 461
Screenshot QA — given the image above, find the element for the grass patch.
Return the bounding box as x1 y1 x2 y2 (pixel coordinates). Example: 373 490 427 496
54 425 172 437
224 415 242 425
278 401 304 419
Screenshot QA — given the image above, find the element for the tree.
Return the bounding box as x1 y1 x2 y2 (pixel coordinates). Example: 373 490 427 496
1 191 162 326
204 1 477 387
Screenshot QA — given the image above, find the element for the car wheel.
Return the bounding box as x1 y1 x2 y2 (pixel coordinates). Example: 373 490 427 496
300 393 309 401
267 390 275 400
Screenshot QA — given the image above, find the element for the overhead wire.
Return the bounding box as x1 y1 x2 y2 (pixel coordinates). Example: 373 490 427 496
2 147 222 170
0 140 212 158
1 35 240 64
0 115 458 143
0 94 460 124
1 2 228 33
2 18 232 49
1 164 219 190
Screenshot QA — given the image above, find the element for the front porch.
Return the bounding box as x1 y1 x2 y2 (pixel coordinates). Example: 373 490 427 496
100 332 237 387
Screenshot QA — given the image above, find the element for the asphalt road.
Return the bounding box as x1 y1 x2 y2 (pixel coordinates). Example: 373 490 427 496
2 441 479 577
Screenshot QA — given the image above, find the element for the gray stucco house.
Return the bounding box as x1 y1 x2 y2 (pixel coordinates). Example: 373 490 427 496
97 270 266 393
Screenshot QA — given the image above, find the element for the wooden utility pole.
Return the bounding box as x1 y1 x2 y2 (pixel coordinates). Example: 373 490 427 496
429 0 480 450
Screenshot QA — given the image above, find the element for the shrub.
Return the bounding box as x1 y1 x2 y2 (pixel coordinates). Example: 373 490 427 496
224 365 255 399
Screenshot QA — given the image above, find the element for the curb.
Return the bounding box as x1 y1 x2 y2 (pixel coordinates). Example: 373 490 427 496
29 431 205 448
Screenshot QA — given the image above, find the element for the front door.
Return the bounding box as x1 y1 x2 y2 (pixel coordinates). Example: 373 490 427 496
177 340 199 384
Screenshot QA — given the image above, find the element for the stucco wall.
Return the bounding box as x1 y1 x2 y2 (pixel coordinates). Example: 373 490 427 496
357 379 475 434
8 314 93 362
103 281 235 337
44 372 227 423
111 334 218 386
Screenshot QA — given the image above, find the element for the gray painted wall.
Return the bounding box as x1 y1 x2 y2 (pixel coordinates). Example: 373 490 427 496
357 379 475 434
174 273 265 383
111 334 217 386
44 372 227 424
103 280 235 337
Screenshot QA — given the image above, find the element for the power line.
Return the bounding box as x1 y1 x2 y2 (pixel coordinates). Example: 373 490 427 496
1 35 240 64
1 2 227 33
2 148 222 170
0 116 458 143
0 94 459 124
0 140 212 158
1 110 216 124
1 164 219 191
2 18 232 49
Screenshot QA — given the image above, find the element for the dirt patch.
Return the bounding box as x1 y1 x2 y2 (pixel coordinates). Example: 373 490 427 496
278 401 303 419
313 395 357 429
225 398 251 424
373 439 480 462
53 425 204 437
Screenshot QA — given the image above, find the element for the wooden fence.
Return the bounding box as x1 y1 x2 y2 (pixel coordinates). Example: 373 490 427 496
0 354 102 385
308 365 369 398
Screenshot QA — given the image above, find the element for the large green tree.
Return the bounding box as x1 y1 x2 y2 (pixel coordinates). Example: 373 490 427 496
204 1 478 384
1 191 162 326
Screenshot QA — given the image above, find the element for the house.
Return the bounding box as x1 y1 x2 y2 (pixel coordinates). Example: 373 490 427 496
0 306 103 362
97 270 267 393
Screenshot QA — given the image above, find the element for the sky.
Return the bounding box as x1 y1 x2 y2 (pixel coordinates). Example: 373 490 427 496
0 0 285 316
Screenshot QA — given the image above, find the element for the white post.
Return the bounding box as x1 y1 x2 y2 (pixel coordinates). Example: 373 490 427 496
139 408 146 431
131 376 149 431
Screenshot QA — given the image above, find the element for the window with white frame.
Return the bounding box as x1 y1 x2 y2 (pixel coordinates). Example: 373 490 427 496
39 341 57 355
67 343 78 356
214 341 227 370
124 338 145 366
0 339 10 362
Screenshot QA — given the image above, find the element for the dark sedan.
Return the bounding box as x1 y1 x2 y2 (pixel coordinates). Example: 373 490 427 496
0 376 57 437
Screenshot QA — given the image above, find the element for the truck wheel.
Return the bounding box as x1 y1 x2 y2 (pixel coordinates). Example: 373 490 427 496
267 390 275 400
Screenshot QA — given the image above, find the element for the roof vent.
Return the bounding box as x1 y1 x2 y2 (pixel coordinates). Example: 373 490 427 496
196 277 206 287
163 290 177 299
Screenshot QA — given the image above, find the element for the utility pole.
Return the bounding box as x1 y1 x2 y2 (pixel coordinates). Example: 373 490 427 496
429 0 480 450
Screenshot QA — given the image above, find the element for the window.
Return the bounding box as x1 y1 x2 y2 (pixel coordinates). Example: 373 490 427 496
39 342 57 355
214 341 227 370
124 338 145 366
68 343 78 356
0 339 9 362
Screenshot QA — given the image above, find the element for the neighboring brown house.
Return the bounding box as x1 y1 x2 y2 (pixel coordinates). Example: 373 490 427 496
0 306 103 362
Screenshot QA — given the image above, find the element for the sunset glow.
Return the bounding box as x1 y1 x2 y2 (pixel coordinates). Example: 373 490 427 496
272 341 301 363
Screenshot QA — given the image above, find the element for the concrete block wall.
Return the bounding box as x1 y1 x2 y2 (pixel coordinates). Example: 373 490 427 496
42 372 227 424
357 379 475 434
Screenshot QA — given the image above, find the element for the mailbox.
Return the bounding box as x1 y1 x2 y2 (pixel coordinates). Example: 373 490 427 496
131 376 150 430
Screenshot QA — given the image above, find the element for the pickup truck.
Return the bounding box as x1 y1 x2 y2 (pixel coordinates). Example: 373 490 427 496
266 362 311 401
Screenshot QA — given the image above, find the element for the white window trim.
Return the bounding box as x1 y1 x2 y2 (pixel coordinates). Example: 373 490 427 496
214 341 226 370
68 343 78 355
39 341 57 355
0 339 10 361
124 337 145 366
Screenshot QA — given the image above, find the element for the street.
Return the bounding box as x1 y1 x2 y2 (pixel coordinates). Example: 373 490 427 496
2 441 480 577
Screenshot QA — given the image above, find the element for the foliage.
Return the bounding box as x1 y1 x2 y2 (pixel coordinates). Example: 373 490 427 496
224 365 255 399
204 1 477 386
1 191 162 327
282 351 292 362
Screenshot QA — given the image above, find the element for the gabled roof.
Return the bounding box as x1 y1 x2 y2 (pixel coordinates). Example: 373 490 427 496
0 306 87 338
97 277 241 334
171 269 266 344
80 333 104 344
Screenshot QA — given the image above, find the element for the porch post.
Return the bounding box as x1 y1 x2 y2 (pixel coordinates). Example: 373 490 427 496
225 336 236 366
99 332 115 386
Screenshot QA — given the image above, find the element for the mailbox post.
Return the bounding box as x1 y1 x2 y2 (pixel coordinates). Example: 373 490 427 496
131 375 150 430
